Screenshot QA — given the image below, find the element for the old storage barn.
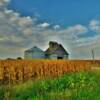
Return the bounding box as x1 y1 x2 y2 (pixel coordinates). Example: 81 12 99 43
24 41 69 59
24 46 45 59
45 41 69 59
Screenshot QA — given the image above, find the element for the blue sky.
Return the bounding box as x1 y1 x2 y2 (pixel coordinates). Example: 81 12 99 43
9 0 100 26
0 0 100 59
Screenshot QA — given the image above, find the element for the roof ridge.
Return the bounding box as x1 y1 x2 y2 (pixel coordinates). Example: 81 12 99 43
25 46 44 52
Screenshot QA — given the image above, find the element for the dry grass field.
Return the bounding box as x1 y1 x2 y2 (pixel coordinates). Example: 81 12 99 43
0 60 96 84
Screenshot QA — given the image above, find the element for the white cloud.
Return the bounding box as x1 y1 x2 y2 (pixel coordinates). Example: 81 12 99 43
0 0 36 54
90 20 100 33
38 22 50 28
53 25 60 30
56 24 88 43
0 0 10 8
66 24 88 35
76 34 100 48
18 17 33 27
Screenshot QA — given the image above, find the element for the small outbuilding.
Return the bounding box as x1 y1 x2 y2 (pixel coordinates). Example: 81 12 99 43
45 41 69 59
24 46 45 59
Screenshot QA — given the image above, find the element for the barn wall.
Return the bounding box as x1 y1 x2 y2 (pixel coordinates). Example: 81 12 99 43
24 51 45 59
49 54 58 59
24 52 33 59
63 55 69 59
47 54 69 60
32 52 45 59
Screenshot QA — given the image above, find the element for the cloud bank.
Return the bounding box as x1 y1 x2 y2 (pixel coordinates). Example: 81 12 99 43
0 0 100 59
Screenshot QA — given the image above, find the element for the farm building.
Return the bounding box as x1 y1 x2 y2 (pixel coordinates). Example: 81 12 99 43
24 46 45 59
45 41 69 59
24 41 69 59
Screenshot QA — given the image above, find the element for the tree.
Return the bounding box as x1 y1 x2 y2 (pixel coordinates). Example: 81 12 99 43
17 57 22 60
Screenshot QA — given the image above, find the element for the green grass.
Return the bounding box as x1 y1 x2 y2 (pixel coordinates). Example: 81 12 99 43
0 71 100 100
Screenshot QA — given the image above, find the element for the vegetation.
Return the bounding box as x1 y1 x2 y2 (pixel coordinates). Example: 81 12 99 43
0 71 100 100
0 60 100 99
0 60 91 84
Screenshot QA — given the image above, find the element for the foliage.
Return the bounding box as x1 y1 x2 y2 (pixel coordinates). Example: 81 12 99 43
0 71 100 100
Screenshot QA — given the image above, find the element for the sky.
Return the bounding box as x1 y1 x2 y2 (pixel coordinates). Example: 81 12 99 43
0 0 100 59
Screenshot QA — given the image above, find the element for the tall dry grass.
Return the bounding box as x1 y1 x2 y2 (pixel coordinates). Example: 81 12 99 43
0 60 92 84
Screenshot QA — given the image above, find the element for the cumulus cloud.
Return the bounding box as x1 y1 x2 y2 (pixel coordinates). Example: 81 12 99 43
0 0 10 11
67 24 88 35
76 34 100 48
38 22 50 28
53 25 60 30
0 0 9 6
89 20 100 33
55 24 88 44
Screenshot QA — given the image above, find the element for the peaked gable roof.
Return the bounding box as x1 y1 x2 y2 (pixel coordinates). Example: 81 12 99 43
45 42 69 55
25 46 44 53
58 44 69 55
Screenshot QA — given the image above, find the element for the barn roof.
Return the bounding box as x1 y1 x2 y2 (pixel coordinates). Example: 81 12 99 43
45 41 69 55
25 46 44 53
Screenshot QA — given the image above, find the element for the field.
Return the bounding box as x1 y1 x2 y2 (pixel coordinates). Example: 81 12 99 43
0 71 100 100
0 60 100 100
0 60 92 84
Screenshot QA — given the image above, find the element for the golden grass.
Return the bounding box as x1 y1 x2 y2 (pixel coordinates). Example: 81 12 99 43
0 60 93 84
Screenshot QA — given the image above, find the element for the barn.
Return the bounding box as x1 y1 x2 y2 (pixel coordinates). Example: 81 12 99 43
45 41 69 59
24 46 45 59
24 41 69 60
